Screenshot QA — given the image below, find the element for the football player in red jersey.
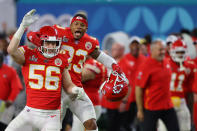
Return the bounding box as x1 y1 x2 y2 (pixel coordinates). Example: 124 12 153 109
168 39 197 131
72 56 108 131
53 11 127 131
5 9 85 131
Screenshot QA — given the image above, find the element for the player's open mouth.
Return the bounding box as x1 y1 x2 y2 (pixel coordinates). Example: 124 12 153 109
75 31 82 37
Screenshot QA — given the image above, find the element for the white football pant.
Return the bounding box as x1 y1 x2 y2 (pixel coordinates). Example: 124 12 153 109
72 105 101 131
5 106 61 131
61 90 96 129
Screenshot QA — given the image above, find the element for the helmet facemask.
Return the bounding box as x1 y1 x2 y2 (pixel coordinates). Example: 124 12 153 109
39 36 62 58
100 70 128 101
170 39 187 71
170 47 187 63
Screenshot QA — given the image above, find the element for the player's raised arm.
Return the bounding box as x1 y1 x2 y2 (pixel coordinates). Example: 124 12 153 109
90 48 123 75
7 9 38 65
62 68 85 100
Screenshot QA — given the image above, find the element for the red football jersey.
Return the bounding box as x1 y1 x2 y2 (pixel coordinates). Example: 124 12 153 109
54 25 100 87
136 57 173 110
0 64 22 101
82 58 107 106
118 53 146 104
169 58 196 98
19 46 69 110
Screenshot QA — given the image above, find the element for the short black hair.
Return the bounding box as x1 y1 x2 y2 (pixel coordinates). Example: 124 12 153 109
180 28 191 35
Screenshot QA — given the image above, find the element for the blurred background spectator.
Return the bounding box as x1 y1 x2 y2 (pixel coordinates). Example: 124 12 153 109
0 52 22 130
118 36 146 131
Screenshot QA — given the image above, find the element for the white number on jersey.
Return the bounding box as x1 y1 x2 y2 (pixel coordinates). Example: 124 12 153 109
170 73 185 92
62 45 88 74
29 64 60 90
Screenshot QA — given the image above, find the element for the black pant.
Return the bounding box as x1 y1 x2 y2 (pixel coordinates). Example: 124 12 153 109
61 109 73 131
119 102 138 131
106 109 121 131
142 108 180 131
106 102 139 131
0 122 7 131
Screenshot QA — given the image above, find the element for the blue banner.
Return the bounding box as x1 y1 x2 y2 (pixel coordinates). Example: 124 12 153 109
17 3 197 45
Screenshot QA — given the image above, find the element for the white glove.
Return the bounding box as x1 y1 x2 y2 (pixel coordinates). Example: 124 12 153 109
14 9 38 40
72 87 85 100
21 9 38 29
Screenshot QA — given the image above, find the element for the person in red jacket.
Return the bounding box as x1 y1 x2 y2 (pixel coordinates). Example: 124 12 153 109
0 51 23 130
0 51 22 107
135 40 179 131
118 36 146 130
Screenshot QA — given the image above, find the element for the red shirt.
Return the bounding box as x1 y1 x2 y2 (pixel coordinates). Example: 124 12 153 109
169 58 197 98
19 46 69 110
192 57 197 131
54 25 99 87
136 57 173 110
0 64 22 101
119 53 146 104
83 58 107 106
192 58 197 93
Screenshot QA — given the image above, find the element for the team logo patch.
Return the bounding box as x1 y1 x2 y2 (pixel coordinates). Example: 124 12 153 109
76 16 83 20
85 42 92 50
63 36 68 42
55 58 62 66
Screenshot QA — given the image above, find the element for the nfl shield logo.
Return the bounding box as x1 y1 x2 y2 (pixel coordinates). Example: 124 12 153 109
63 36 68 42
